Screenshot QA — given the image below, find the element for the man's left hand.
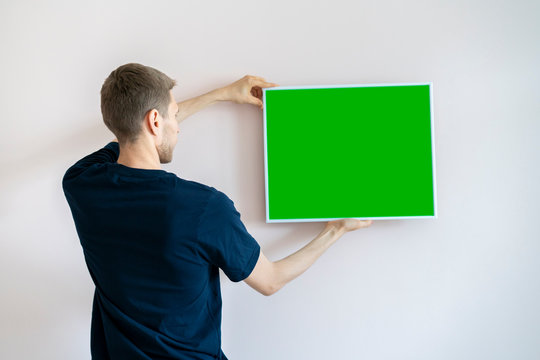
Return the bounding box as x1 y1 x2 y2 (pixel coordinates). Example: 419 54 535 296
220 75 278 110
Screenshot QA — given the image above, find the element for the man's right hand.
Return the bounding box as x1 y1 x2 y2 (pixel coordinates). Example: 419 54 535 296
327 218 373 234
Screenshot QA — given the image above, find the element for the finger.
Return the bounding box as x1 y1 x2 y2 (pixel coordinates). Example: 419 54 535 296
254 79 279 88
256 87 262 99
250 86 261 100
353 220 371 229
249 75 278 88
248 95 263 107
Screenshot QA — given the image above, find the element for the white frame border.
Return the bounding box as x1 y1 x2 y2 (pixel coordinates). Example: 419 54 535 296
262 82 437 223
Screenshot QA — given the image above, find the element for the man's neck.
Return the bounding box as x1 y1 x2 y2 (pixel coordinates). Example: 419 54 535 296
116 139 161 170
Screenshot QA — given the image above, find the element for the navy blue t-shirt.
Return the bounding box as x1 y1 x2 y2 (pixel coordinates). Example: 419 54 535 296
62 142 260 360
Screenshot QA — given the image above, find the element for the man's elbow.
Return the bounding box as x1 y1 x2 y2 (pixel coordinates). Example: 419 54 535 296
261 287 275 297
244 251 284 296
262 282 282 296
248 279 281 296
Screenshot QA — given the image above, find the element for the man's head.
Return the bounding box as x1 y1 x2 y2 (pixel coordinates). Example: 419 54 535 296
100 63 179 164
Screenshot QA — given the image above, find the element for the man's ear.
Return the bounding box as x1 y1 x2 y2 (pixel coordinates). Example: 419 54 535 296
145 109 161 137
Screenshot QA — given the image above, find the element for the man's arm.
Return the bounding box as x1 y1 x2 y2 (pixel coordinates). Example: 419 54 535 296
175 75 278 123
244 219 373 296
175 88 226 123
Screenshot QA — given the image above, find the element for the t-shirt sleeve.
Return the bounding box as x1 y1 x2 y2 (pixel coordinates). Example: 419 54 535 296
63 141 119 183
197 190 261 282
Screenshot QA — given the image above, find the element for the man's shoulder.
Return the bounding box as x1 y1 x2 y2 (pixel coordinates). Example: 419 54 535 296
172 175 214 193
170 176 227 204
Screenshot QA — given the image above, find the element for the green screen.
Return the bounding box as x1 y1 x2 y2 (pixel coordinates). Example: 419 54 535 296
263 83 436 222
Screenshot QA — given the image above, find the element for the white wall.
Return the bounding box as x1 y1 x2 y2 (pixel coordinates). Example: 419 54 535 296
1 0 539 359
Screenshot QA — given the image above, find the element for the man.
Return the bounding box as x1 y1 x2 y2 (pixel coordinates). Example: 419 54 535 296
62 63 372 360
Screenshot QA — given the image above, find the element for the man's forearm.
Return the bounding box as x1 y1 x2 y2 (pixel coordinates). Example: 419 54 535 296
176 88 226 123
272 223 346 292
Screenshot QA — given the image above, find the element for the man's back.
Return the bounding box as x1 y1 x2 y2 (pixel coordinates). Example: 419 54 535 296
62 141 260 359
